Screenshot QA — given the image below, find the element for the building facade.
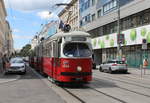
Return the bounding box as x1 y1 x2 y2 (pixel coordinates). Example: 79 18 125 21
58 0 79 31
31 36 38 50
31 21 58 50
0 0 7 57
5 21 14 56
0 0 13 69
80 0 150 69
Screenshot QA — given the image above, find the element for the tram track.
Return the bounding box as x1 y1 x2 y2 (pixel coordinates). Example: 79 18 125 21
87 86 127 103
61 85 127 103
102 72 150 85
61 87 86 103
94 73 150 89
118 74 150 85
94 78 150 98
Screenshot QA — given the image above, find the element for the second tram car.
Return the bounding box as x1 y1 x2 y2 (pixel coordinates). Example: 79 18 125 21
33 31 93 83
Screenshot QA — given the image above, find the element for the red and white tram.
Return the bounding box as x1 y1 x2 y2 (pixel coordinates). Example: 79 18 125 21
32 31 93 83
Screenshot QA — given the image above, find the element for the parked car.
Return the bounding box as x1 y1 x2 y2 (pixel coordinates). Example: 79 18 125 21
4 57 26 75
99 60 128 73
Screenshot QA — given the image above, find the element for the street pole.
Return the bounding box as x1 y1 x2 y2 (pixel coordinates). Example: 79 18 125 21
77 0 80 30
117 0 121 60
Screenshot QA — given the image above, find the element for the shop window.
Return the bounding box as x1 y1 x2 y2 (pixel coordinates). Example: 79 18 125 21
97 27 103 36
143 12 150 25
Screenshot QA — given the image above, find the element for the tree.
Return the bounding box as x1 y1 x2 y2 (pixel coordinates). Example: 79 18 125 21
19 44 31 57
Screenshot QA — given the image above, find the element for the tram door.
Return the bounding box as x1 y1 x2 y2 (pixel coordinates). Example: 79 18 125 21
53 40 60 79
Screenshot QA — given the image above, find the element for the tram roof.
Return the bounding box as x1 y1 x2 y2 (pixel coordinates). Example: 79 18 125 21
49 31 90 40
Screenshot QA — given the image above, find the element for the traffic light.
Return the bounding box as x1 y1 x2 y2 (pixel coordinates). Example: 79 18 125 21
117 34 125 44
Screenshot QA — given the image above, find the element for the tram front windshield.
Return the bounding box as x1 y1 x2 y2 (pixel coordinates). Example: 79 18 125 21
63 43 91 57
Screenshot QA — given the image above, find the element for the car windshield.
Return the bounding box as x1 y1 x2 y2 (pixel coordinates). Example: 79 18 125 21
10 59 24 63
63 43 91 57
116 61 125 64
108 60 125 64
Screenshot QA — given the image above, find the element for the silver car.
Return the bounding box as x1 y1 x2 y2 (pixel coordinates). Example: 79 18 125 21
99 60 128 73
4 57 26 75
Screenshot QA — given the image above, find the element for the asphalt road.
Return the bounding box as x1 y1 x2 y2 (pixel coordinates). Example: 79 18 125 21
1 66 150 103
0 66 65 103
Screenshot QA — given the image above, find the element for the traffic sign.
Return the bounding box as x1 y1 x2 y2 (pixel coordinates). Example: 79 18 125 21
142 44 147 49
142 39 147 50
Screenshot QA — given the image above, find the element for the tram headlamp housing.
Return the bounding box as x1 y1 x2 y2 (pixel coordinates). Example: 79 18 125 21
77 66 82 72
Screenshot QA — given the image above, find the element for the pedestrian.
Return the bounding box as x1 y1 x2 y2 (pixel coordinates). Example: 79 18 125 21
0 52 3 72
122 55 126 64
143 58 148 75
2 54 10 72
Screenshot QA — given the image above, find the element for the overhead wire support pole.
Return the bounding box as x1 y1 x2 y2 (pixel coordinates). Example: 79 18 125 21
77 0 80 30
117 0 121 60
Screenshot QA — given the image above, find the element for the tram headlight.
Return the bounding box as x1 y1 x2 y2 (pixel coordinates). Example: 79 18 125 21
77 66 82 72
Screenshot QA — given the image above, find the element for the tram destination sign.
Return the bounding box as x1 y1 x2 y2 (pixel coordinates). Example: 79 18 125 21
72 37 86 41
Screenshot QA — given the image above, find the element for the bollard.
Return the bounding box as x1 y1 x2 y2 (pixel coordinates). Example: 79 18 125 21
143 66 146 75
140 65 142 78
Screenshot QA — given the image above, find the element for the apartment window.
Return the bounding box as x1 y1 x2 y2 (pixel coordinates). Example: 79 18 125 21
141 12 150 25
131 15 137 28
80 20 83 26
87 14 91 22
92 0 95 6
89 8 150 38
97 9 101 18
113 0 117 7
92 14 96 21
80 0 91 12
103 0 117 14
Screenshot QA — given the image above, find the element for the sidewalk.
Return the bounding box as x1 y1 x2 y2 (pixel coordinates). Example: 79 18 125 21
96 65 150 80
127 67 150 80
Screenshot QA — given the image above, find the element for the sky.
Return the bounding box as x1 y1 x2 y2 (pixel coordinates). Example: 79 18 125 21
4 0 71 50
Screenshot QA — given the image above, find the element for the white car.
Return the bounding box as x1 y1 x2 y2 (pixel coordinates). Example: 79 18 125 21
99 60 128 73
4 57 26 75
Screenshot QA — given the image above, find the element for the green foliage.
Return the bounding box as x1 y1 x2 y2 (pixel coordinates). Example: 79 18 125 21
18 44 32 57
